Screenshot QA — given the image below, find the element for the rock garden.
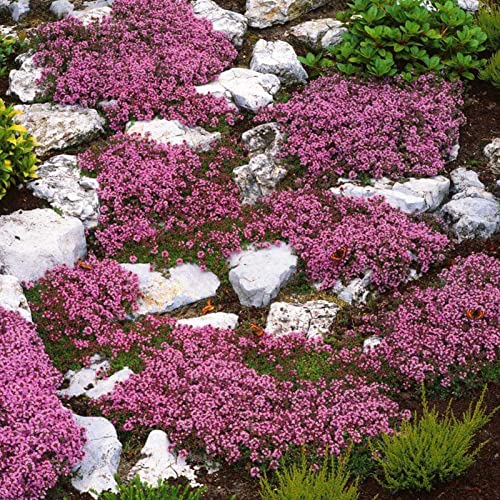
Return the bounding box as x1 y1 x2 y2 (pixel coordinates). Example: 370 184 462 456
0 0 499 498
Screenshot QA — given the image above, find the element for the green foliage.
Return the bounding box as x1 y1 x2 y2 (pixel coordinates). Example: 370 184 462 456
0 98 39 200
0 33 24 76
259 451 359 500
297 51 334 78
315 0 489 81
476 0 500 51
372 386 497 492
98 476 203 500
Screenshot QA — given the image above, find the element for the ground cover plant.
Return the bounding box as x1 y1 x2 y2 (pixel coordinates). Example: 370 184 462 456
477 0 500 87
257 74 464 181
33 0 237 130
0 308 85 499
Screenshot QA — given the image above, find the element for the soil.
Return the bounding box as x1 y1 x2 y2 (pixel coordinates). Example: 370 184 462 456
0 185 49 215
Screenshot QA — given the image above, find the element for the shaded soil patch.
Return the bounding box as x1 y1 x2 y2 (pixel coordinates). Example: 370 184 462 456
0 185 49 215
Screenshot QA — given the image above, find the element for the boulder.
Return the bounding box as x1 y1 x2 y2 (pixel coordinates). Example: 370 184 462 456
0 209 86 283
265 300 339 339
13 103 104 156
228 243 297 307
191 0 247 47
245 0 328 28
128 430 199 487
197 68 280 113
126 119 220 152
332 271 372 305
28 155 100 229
457 0 478 12
391 176 450 212
289 18 346 50
72 415 122 498
121 263 220 316
250 39 307 85
0 274 32 321
50 0 74 18
484 138 500 177
8 53 44 103
241 122 282 158
178 312 239 330
70 0 112 25
9 0 29 21
450 167 485 193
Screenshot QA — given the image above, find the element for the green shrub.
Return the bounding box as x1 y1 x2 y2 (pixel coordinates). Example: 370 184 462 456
259 452 359 500
0 98 39 200
476 0 500 51
0 33 24 76
480 50 500 87
371 387 497 493
98 475 203 500
316 0 488 81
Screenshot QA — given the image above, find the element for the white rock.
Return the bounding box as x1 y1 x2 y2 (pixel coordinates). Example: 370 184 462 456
126 119 220 152
178 312 239 330
71 0 112 25
128 430 199 487
484 138 500 177
392 176 450 212
50 0 74 18
13 103 105 156
228 243 297 307
245 0 328 28
450 167 485 192
363 335 382 352
121 263 220 316
234 154 287 203
447 142 460 162
0 274 32 321
266 300 339 339
86 367 133 399
28 155 100 228
0 209 86 283
289 18 346 50
242 122 282 158
195 80 236 109
250 39 307 85
8 53 44 103
9 0 29 21
191 0 247 48
198 68 281 113
332 272 372 305
59 355 110 399
72 415 122 498
440 197 499 240
457 0 478 12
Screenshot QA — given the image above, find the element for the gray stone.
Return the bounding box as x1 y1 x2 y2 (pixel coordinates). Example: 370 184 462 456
0 209 86 283
13 103 104 156
332 272 372 305
8 53 44 103
72 415 122 498
9 0 29 21
242 122 282 158
484 138 500 177
363 335 382 352
245 0 328 28
126 119 220 152
191 0 247 48
450 167 485 193
178 312 239 330
228 243 297 307
265 299 339 339
28 155 100 229
71 0 112 25
250 39 307 85
0 274 32 321
121 263 220 316
457 0 478 12
392 176 450 212
289 18 346 50
128 430 199 487
50 0 74 18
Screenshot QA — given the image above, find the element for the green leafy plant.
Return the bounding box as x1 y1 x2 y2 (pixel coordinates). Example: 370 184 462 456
98 475 203 500
480 49 500 87
0 98 39 200
259 451 359 500
371 386 497 492
0 32 25 76
298 51 334 78
319 0 488 81
476 0 500 51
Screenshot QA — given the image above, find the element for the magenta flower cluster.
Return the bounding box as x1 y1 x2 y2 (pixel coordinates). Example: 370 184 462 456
33 257 141 353
99 323 401 469
0 308 85 499
258 74 465 180
34 0 237 130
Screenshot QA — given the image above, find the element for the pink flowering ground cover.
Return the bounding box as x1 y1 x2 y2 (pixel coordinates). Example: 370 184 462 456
33 0 237 130
0 308 85 499
257 74 465 181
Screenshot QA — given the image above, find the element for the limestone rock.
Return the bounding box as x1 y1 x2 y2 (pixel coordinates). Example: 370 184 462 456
0 274 32 321
72 415 122 498
250 39 307 85
266 300 339 339
191 0 247 48
242 122 282 158
128 430 199 487
484 138 500 177
332 272 372 305
228 243 297 307
9 0 29 21
13 103 104 156
126 119 220 152
245 0 328 28
391 176 450 212
71 0 112 25
0 209 86 283
289 18 346 50
50 0 74 18
363 335 382 352
121 263 220 316
178 312 239 330
8 53 44 103
450 167 485 193
28 155 100 229
457 0 478 12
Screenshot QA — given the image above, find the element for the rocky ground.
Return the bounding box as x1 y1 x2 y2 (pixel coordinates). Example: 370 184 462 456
0 0 499 499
